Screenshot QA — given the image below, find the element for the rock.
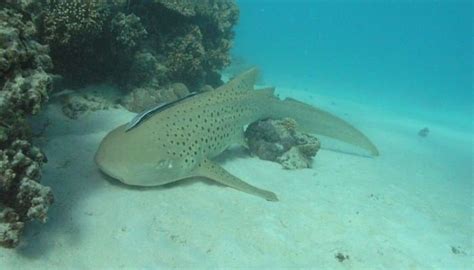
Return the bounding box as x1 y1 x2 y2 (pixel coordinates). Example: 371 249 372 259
171 82 190 98
418 127 429 137
199 84 214 92
277 147 310 170
61 93 117 119
245 118 321 169
121 83 190 113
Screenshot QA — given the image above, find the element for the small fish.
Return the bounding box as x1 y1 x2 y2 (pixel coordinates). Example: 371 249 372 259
125 92 199 131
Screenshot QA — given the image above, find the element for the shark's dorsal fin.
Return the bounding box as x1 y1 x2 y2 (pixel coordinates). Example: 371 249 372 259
217 67 260 92
255 87 276 96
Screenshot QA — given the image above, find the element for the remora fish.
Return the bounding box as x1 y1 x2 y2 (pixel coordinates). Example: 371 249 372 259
126 92 198 131
95 68 378 201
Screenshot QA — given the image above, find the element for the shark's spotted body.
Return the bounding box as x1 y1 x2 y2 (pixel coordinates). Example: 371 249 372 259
95 68 378 201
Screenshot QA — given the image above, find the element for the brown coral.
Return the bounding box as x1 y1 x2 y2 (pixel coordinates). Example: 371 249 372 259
0 140 52 248
0 6 53 248
42 0 106 46
121 82 190 113
166 25 206 86
110 12 147 50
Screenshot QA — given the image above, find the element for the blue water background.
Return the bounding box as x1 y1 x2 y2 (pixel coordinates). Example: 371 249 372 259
232 0 472 131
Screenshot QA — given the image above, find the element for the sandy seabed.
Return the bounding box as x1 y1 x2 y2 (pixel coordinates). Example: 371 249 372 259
1 85 472 269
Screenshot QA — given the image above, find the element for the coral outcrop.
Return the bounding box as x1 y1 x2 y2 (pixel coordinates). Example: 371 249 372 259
42 0 106 47
150 0 238 87
0 0 239 248
36 0 238 110
0 5 53 248
40 0 109 83
245 118 321 170
0 140 52 248
165 25 206 86
110 12 147 51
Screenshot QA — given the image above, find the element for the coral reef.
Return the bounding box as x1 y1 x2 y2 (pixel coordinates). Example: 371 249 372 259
165 25 206 86
39 0 110 84
245 118 321 170
0 5 53 248
121 82 190 112
110 12 147 51
153 0 239 87
125 51 168 90
0 0 239 247
36 0 238 91
42 0 106 47
0 140 52 248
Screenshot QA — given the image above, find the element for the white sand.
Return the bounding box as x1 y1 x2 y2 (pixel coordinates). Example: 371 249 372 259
0 86 472 269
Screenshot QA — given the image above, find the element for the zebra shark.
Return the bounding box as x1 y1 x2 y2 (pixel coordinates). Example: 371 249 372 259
95 68 378 201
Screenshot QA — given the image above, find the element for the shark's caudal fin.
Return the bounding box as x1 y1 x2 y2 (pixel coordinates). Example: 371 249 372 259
225 67 378 156
267 96 379 156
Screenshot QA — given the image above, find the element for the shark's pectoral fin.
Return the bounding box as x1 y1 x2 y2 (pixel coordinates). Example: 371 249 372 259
192 159 278 202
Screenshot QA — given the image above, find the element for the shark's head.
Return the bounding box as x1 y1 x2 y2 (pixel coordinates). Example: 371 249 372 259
95 124 188 186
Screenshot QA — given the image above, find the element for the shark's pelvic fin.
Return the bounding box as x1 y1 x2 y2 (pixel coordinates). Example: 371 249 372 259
192 159 278 201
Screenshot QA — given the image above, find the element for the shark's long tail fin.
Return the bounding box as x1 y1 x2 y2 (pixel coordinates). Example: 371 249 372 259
265 94 379 156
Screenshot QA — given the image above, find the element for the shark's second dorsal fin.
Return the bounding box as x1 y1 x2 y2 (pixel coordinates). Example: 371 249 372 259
126 92 199 132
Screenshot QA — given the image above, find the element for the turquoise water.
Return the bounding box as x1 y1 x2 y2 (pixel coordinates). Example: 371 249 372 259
2 1 473 268
233 0 472 131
